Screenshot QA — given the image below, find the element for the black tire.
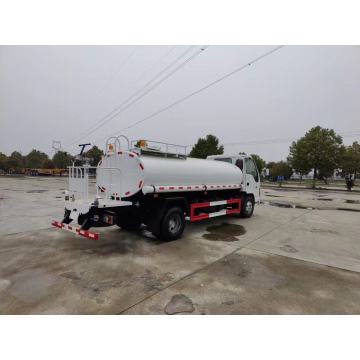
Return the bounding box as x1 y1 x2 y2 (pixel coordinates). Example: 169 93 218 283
241 195 254 218
117 214 142 231
159 206 185 241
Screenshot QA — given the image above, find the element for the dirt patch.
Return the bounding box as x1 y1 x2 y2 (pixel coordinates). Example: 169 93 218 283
60 271 82 281
203 223 246 242
265 201 359 212
336 208 360 213
60 271 123 298
26 189 48 193
294 205 311 209
309 228 339 235
8 269 57 303
131 270 174 292
280 244 299 253
65 238 139 256
165 294 195 314
267 201 293 208
222 300 235 306
345 199 360 204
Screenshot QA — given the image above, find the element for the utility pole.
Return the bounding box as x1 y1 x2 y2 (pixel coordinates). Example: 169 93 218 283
52 140 62 154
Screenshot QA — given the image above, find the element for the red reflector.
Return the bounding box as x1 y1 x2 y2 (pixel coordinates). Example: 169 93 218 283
125 191 130 196
139 163 144 170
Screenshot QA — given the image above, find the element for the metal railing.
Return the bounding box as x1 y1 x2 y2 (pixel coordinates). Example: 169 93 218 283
68 164 125 204
130 139 187 158
105 135 130 155
68 165 96 203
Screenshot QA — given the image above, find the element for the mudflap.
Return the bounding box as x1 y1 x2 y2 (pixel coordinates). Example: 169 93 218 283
79 208 117 230
62 209 72 224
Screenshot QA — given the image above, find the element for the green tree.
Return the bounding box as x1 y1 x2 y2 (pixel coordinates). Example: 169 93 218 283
0 152 8 171
86 145 104 166
341 141 360 178
288 126 343 188
250 154 266 174
25 149 49 168
42 159 55 169
267 161 293 179
189 134 224 159
53 151 74 168
6 151 24 171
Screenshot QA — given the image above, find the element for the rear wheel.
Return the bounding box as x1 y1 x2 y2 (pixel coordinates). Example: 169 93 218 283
159 206 185 241
241 195 254 218
117 214 142 231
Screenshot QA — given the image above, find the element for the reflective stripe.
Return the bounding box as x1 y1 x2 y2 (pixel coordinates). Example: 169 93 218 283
51 220 99 240
153 184 241 193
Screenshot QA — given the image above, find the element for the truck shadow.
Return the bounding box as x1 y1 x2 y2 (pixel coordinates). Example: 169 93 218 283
62 226 163 256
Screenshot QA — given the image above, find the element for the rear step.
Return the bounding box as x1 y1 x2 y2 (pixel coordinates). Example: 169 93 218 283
51 220 99 240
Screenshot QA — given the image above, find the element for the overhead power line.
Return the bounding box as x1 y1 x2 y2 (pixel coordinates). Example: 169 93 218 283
93 46 138 98
132 46 177 84
65 46 202 148
66 46 194 146
61 47 138 136
102 45 284 140
181 131 360 154
222 131 360 147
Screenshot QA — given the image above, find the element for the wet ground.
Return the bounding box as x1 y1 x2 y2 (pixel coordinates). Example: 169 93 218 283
1 176 360 314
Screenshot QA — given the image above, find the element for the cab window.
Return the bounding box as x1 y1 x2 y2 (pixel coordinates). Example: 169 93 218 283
245 158 259 182
235 159 243 170
214 158 232 164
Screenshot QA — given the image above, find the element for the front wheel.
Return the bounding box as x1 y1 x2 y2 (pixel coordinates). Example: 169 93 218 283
241 196 254 218
159 206 185 241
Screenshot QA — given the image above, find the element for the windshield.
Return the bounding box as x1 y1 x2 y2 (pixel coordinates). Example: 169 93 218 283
214 158 232 164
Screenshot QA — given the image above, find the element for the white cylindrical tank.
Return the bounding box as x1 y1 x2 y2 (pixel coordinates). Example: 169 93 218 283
97 150 242 198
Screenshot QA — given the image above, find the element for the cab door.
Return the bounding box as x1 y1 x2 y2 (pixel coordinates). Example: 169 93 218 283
243 157 260 202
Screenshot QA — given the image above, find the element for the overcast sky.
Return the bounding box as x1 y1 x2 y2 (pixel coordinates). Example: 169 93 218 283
0 45 359 161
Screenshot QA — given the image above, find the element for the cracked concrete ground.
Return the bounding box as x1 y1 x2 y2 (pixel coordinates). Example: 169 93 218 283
1 176 360 314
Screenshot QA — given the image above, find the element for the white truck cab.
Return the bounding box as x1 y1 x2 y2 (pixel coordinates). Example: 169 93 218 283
207 154 261 203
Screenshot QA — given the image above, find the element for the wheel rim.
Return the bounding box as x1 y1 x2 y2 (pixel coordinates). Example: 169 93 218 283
245 200 253 215
168 213 182 234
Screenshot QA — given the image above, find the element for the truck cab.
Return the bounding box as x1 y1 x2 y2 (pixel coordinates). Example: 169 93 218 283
206 154 260 203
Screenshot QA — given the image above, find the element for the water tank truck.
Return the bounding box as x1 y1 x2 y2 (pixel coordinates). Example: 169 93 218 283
52 136 260 241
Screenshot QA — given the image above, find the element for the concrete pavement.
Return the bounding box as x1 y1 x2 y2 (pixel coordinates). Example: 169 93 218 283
1 176 360 314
